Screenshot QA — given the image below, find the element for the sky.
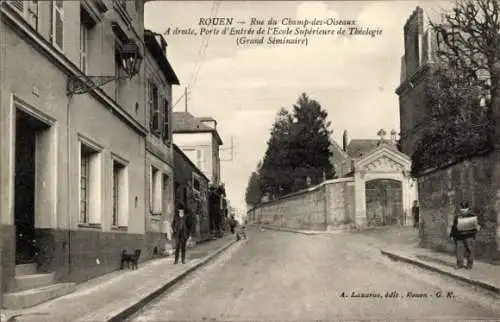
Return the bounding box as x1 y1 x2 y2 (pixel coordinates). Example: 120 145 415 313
144 0 452 215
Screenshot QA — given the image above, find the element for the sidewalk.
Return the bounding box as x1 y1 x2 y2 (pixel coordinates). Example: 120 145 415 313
1 235 237 322
381 244 500 298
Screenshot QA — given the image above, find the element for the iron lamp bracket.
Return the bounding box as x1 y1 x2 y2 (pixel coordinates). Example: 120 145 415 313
67 75 130 96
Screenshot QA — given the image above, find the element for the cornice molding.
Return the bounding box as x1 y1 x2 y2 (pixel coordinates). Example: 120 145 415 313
395 63 435 96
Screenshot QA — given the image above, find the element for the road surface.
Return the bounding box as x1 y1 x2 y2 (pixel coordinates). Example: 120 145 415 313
128 228 500 321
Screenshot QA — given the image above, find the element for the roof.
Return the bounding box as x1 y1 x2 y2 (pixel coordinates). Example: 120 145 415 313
172 112 223 145
346 139 380 158
144 29 180 85
346 139 399 159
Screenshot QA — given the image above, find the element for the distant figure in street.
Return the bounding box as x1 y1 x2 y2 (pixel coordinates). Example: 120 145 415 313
171 204 194 264
412 200 420 228
229 215 237 234
449 201 480 269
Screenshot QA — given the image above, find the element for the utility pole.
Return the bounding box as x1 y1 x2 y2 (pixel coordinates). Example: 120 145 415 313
184 87 188 113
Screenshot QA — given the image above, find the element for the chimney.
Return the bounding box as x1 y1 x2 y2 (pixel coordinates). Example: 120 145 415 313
154 33 167 55
198 117 217 130
342 130 348 152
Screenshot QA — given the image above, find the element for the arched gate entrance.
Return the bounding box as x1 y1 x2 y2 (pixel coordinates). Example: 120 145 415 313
365 179 403 226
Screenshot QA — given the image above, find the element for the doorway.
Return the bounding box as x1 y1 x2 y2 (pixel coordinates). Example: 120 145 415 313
14 109 49 264
365 179 403 227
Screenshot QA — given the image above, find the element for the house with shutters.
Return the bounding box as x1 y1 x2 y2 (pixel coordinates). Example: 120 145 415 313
172 112 228 236
0 0 152 309
143 29 179 258
172 112 223 186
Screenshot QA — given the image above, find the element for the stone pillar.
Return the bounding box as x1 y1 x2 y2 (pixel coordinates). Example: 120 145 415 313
354 172 367 228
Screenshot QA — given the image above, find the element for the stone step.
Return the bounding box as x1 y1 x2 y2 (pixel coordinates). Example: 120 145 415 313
13 272 55 292
15 263 37 276
2 283 76 309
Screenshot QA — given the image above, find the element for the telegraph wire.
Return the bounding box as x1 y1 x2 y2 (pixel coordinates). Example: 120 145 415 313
172 1 220 109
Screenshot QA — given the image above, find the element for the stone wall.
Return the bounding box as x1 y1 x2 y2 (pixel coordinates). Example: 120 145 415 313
248 178 355 230
419 154 500 261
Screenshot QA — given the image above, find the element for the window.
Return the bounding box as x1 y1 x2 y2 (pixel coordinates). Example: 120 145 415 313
51 0 64 51
9 0 38 30
80 150 90 223
112 159 128 228
192 176 201 192
79 142 101 225
80 24 88 73
150 166 162 214
163 99 170 143
149 81 160 134
196 150 203 171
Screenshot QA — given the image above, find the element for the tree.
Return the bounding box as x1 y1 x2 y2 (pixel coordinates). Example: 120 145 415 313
259 94 335 196
259 108 294 198
431 0 500 144
288 93 335 190
411 0 500 174
245 163 263 207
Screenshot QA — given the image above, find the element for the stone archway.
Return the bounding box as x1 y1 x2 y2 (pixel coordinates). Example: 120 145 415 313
365 179 403 226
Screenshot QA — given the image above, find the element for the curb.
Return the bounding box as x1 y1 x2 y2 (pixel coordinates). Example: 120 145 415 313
260 225 345 235
78 238 238 322
381 249 500 297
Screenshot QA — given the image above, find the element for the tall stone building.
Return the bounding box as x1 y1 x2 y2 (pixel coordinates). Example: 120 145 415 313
395 6 438 156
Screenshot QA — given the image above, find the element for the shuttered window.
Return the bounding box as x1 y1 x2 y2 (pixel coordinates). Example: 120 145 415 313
149 81 160 134
163 99 170 143
9 1 38 30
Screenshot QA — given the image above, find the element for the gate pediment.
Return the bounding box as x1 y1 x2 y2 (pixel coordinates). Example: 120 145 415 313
355 145 411 174
365 156 404 173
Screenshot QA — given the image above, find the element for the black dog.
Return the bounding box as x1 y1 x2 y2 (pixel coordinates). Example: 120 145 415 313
120 249 141 270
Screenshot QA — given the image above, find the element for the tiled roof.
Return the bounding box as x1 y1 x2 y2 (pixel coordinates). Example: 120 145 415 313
172 112 223 145
346 139 380 158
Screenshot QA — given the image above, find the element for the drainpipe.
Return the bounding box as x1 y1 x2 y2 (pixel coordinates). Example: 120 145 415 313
66 95 73 279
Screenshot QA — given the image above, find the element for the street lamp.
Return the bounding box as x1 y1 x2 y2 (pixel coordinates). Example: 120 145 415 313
66 40 142 96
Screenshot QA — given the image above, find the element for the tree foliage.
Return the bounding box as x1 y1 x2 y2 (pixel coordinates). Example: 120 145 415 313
412 0 499 175
245 163 263 207
259 93 335 198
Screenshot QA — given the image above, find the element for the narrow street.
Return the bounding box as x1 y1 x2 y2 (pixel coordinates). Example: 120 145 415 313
128 228 500 321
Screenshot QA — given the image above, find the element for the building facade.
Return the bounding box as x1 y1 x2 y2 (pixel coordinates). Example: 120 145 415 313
0 0 149 308
395 6 438 156
173 144 210 242
143 29 179 258
172 112 223 185
172 112 228 236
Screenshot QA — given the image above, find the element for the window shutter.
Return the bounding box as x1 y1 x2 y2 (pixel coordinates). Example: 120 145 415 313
9 0 23 12
163 99 170 141
152 86 160 132
28 1 38 29
159 96 165 137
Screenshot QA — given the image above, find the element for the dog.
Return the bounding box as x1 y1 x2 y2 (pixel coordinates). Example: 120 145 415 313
120 249 141 270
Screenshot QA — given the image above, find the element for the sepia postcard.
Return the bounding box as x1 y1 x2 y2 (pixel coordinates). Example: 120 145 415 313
0 0 499 321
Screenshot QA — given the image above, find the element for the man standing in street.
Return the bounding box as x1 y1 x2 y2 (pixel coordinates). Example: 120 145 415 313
449 201 480 269
172 203 194 264
412 200 419 228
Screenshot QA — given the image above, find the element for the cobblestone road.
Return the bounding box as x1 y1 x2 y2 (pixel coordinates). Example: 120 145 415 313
128 228 500 321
